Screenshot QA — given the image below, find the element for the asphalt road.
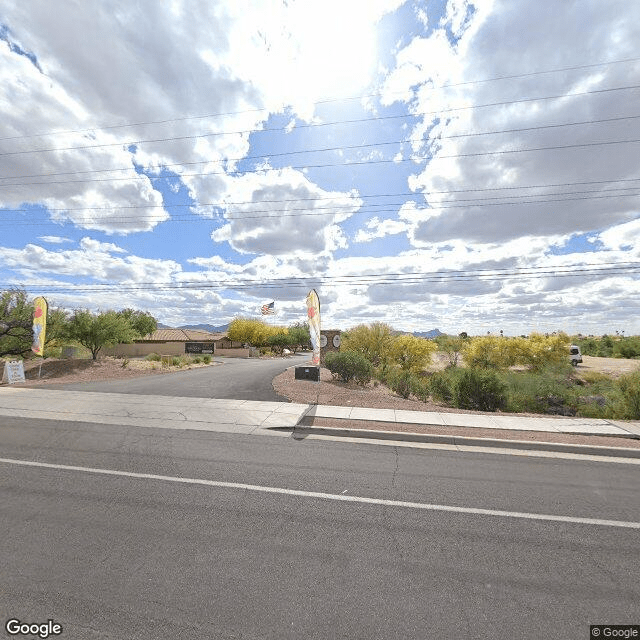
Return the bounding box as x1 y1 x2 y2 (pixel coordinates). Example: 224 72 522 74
40 353 309 400
1 414 639 640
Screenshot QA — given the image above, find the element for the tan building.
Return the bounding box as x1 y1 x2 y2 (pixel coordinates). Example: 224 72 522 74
103 329 252 358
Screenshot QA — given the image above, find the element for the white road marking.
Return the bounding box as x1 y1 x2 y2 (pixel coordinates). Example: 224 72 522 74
1 456 639 530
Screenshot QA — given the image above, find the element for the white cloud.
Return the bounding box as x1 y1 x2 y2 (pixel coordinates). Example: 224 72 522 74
211 168 362 256
38 235 72 244
354 216 409 242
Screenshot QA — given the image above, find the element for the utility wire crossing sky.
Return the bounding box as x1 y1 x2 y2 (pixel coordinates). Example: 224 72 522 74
1 0 639 335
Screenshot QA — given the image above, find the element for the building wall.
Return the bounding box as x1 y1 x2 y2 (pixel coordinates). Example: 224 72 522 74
102 342 185 357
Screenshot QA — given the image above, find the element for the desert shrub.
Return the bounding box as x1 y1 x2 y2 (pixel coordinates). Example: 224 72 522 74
324 350 372 385
411 375 431 402
614 337 640 359
171 356 182 367
387 369 414 399
453 368 507 412
372 365 391 385
616 371 640 419
388 335 437 372
121 358 130 369
202 354 211 364
145 352 161 361
428 370 455 403
192 356 202 363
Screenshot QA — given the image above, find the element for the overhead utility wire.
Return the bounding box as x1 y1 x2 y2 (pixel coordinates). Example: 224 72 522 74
3 177 639 215
2 191 639 227
12 261 640 285
3 137 640 189
2 56 638 142
2 113 639 182
2 84 639 158
11 264 640 295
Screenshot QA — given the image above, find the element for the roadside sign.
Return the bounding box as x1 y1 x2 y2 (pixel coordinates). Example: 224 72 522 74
3 360 26 384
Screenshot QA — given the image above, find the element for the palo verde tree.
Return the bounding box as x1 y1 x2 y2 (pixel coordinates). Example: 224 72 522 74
388 334 438 372
227 317 284 347
340 322 395 371
0 288 68 358
64 308 157 360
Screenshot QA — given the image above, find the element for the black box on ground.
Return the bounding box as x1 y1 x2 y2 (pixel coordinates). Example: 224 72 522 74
295 366 320 381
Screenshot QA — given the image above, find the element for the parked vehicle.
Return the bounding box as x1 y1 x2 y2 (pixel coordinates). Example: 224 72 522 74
569 345 583 366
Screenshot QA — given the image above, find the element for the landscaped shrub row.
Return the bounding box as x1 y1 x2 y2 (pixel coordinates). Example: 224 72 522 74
145 353 211 366
383 365 640 418
324 351 372 384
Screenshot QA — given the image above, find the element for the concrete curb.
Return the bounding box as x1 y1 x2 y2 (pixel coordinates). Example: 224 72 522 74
283 424 640 459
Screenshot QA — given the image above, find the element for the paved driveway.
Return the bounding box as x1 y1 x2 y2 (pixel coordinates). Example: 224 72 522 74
45 353 310 401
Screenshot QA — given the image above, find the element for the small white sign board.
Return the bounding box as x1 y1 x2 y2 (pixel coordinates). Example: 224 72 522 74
3 360 26 384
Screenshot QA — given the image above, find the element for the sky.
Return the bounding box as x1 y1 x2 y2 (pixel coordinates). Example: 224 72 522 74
1 0 639 336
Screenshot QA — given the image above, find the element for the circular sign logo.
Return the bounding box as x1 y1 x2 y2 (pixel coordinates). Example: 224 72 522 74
319 334 328 347
333 334 341 347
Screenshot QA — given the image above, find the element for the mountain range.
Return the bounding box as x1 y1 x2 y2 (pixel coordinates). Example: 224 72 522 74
158 323 444 338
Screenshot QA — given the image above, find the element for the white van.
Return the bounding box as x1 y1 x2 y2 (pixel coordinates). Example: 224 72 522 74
569 345 583 367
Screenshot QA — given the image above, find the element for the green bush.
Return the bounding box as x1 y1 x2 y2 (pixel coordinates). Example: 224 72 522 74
614 337 640 359
145 352 162 361
411 375 431 402
203 354 211 364
428 370 455 403
324 350 372 385
192 356 202 363
503 365 574 414
387 369 414 399
453 368 507 412
616 371 640 419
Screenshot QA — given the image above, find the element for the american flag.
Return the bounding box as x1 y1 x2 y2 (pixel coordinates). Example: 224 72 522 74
261 301 275 315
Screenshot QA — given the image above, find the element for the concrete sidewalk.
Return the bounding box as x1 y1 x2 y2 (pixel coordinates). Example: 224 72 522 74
1 386 639 439
305 404 640 438
0 387 309 435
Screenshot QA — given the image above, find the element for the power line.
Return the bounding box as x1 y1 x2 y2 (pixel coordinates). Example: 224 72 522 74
2 84 639 158
2 56 638 143
2 113 639 182
3 137 640 190
8 262 640 295
3 177 639 214
2 190 639 226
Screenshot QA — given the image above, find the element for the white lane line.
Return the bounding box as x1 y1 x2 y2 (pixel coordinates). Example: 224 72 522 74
1 456 639 530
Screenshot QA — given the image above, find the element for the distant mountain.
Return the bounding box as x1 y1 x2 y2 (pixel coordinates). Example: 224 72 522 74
413 328 444 339
178 323 229 333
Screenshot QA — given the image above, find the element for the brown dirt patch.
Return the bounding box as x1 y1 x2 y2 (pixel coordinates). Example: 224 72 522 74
578 355 640 378
1 357 219 386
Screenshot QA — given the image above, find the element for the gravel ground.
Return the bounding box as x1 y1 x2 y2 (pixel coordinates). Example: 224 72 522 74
1 357 218 386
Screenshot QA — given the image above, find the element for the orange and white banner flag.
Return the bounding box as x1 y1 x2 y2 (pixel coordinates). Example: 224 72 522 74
305 289 321 366
32 297 48 356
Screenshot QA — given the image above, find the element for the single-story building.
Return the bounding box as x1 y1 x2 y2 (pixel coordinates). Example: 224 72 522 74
103 329 253 358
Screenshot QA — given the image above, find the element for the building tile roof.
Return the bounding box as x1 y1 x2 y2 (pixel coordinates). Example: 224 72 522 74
141 329 227 342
